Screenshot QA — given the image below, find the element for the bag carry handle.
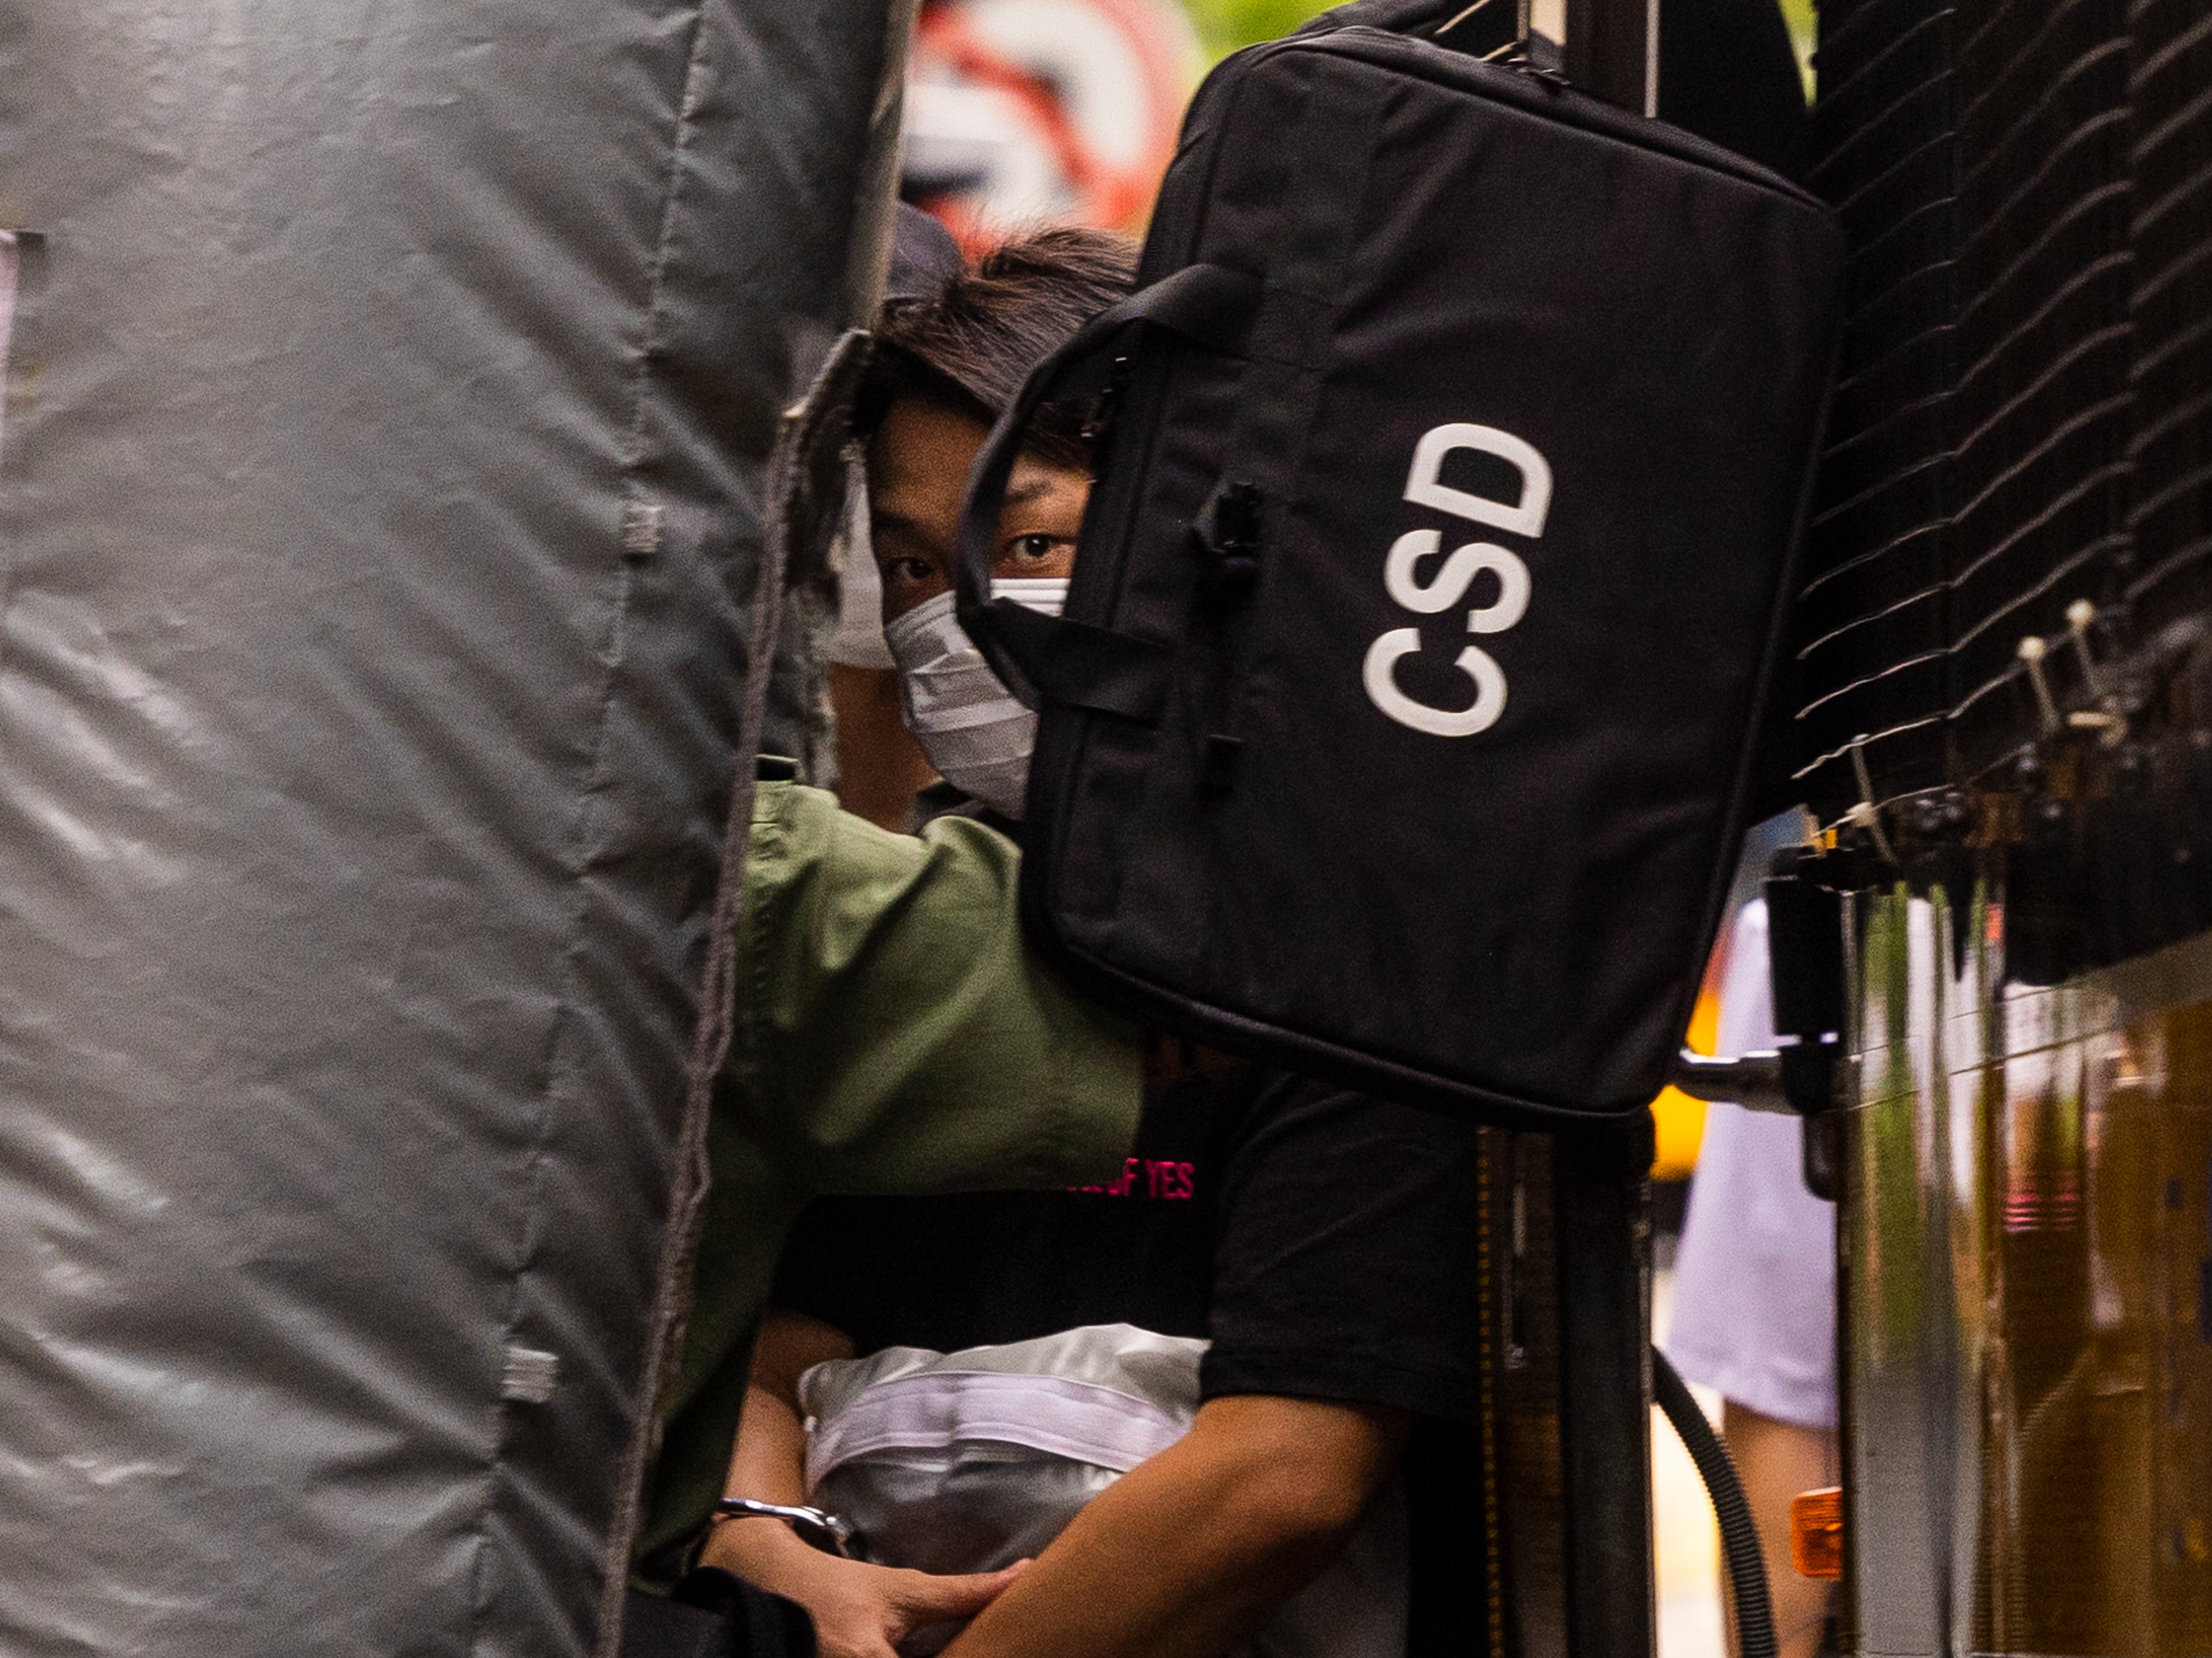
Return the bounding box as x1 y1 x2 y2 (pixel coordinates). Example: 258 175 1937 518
954 261 1261 721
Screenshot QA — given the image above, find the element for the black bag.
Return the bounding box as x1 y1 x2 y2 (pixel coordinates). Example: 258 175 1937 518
954 0 1843 1126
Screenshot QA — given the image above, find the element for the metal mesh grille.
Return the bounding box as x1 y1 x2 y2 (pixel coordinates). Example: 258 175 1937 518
1796 0 1962 809
1791 0 2212 817
1945 0 2135 763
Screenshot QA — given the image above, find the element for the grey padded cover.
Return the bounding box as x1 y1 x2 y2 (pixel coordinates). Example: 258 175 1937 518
0 3 908 1653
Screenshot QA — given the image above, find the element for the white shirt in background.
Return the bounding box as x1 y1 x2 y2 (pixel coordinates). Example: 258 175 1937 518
1662 900 1839 1429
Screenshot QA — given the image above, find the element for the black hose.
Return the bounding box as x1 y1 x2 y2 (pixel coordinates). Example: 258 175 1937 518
1652 1345 1777 1658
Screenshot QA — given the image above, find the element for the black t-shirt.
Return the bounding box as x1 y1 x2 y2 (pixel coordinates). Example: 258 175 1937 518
772 1061 1486 1424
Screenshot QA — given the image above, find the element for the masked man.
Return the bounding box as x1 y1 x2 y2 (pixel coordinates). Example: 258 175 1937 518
648 228 1485 1658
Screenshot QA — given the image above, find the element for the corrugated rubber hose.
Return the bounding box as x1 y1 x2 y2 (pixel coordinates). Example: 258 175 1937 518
1653 1345 1777 1658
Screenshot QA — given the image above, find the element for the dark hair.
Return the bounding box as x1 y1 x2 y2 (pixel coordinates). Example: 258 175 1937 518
855 225 1138 472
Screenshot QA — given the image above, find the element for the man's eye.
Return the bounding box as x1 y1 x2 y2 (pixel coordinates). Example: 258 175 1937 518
1007 534 1066 563
884 557 934 585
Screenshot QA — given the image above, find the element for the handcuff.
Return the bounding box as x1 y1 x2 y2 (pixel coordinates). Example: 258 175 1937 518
710 1496 856 1559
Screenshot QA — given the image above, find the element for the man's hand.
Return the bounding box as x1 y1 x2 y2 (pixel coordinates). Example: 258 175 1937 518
710 1309 1028 1655
702 1519 1025 1658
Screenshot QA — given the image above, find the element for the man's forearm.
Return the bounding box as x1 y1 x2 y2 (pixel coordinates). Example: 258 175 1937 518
698 1380 815 1579
702 1313 851 1577
940 1394 1407 1658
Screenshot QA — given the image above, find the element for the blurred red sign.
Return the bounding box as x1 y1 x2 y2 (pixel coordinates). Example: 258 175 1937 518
905 0 1201 244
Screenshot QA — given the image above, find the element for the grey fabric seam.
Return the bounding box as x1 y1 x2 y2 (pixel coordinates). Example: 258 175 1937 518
0 233 50 755
574 10 726 1652
592 328 871 1646
461 8 719 1655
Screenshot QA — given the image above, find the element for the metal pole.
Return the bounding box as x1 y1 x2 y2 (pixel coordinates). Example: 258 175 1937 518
1553 1114 1657 1658
1562 0 1657 115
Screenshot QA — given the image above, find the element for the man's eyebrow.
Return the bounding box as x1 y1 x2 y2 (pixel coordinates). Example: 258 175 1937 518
869 507 939 544
869 479 1056 546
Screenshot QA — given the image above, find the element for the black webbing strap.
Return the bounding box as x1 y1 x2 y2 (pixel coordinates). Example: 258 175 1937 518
954 261 1261 721
1184 61 1379 755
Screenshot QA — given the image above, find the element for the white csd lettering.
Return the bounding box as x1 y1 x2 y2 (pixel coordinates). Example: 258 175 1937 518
1403 423 1553 538
1382 529 1530 629
1365 423 1552 738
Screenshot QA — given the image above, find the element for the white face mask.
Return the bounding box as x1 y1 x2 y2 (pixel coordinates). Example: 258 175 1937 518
882 580 1068 819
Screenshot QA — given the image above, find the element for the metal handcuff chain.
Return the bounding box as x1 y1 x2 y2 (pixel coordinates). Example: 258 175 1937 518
712 1497 857 1560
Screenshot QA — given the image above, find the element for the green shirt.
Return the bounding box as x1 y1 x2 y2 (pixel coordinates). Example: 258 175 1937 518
635 774 1144 1569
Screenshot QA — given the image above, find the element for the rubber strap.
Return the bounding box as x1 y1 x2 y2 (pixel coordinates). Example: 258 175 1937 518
954 261 1261 719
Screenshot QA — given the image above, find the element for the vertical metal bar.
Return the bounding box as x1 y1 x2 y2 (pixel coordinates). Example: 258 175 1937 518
1838 885 1954 1658
1561 0 1657 115
1477 1133 1510 1658
1553 1115 1656 1658
1502 1130 1572 1658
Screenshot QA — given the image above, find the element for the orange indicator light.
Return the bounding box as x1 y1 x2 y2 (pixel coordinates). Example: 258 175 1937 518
1790 1486 1843 1580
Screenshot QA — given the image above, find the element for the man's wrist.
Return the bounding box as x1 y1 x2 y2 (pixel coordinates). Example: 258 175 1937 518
713 1497 854 1556
698 1509 830 1581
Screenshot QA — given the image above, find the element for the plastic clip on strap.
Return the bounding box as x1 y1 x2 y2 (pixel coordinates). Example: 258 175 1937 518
954 261 1262 721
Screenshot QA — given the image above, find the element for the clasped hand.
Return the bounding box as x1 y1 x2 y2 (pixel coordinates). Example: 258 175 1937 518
702 1520 1026 1658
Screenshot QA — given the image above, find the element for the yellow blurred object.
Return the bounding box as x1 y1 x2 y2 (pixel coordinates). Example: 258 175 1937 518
1651 979 1722 1179
1790 1486 1843 1579
1650 1084 1708 1180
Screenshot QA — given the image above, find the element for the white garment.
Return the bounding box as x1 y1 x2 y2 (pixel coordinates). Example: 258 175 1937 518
799 1324 1409 1658
828 454 897 669
882 583 1066 820
1662 901 1839 1430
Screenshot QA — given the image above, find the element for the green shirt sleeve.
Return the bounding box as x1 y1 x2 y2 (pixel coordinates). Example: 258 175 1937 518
722 778 1144 1195
634 781 1145 1579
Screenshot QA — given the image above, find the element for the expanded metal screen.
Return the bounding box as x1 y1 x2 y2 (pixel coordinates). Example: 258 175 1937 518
1791 0 2212 819
1795 0 1963 812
